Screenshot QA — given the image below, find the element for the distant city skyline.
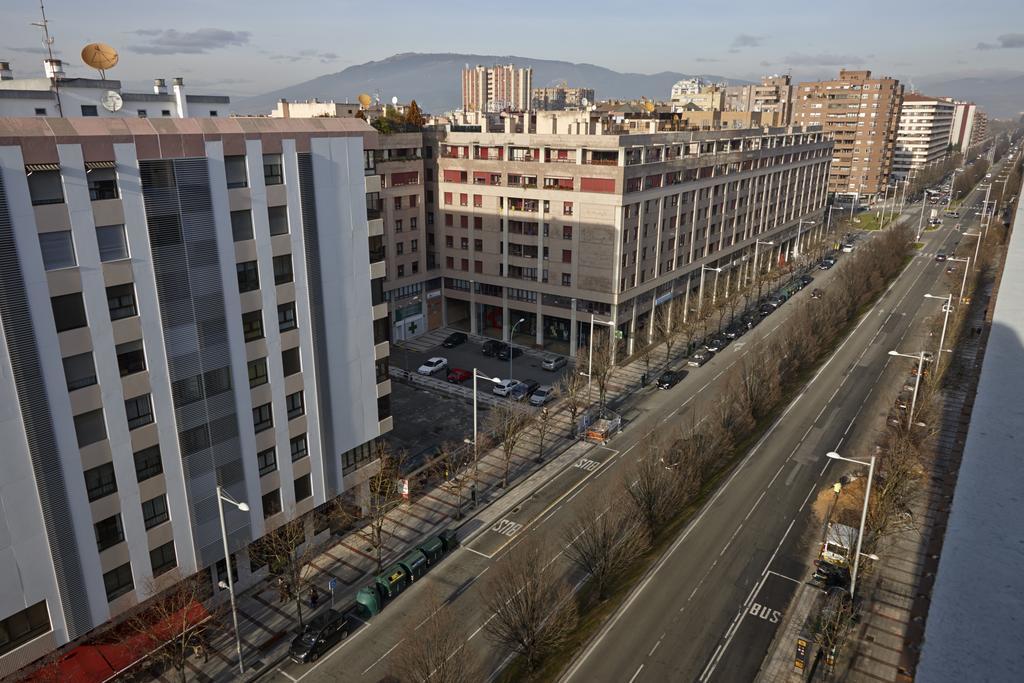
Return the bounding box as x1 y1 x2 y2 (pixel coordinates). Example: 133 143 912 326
3 0 1024 97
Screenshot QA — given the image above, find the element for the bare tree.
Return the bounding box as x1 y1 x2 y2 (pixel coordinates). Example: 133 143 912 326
254 513 318 628
624 449 686 542
486 401 534 488
811 589 856 675
124 573 222 683
558 371 587 437
536 404 555 463
363 444 409 572
430 441 473 520
652 299 683 366
482 537 578 672
561 495 647 600
390 591 476 683
588 336 616 410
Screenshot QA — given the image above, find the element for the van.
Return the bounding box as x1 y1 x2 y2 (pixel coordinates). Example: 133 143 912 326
820 523 857 565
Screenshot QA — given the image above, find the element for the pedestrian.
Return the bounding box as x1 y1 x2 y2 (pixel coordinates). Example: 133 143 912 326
276 576 288 603
471 485 477 506
309 586 319 610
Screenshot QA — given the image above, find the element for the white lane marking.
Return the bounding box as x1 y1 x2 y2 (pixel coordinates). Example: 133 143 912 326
276 670 298 682
361 638 404 675
648 638 662 657
628 664 645 683
799 483 817 512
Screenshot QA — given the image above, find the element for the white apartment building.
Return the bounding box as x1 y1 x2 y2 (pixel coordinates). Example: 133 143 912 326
0 117 390 674
0 59 228 119
892 93 955 179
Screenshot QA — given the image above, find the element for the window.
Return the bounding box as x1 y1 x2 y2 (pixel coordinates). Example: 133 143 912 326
103 563 134 602
125 394 154 430
204 367 231 397
241 310 264 341
474 239 482 251
94 515 124 551
396 242 404 256
80 105 98 117
395 219 403 233
562 250 573 264
294 474 312 502
263 153 284 185
115 339 146 376
262 489 282 518
150 541 177 577
106 284 137 320
248 357 269 387
377 394 391 420
411 239 418 253
63 352 97 391
74 409 106 447
87 168 119 200
286 391 304 419
231 210 253 242
273 254 293 285
412 261 419 273
562 273 572 286
96 224 129 261
137 110 148 118
133 445 163 482
410 216 418 229
84 463 117 502
39 231 76 270
474 216 483 230
142 495 169 529
172 375 203 406
0 601 51 657
278 302 297 331
393 196 402 210
257 447 277 476
27 170 63 206
373 317 390 344
51 293 87 332
410 195 418 208
268 205 289 236
179 424 210 455
375 357 389 383
290 434 308 462
209 110 219 117
237 261 260 292
282 347 301 376
225 155 248 188
253 403 273 432
563 225 573 240
397 265 405 277
161 109 171 116
34 107 47 115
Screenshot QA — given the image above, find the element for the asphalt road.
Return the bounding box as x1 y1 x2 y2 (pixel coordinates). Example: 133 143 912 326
262 168 999 683
561 172 1000 683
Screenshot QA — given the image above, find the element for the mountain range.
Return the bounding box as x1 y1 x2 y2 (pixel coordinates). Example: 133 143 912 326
232 52 749 115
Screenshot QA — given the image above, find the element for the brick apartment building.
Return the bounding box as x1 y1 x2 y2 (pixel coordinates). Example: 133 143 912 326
725 75 796 126
792 69 903 202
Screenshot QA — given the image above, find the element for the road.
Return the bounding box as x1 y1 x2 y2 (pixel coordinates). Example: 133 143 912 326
561 171 1000 683
262 169 997 683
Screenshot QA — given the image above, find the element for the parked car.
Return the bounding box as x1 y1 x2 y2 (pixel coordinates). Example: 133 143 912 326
446 367 471 384
657 369 685 389
497 344 523 361
441 332 468 348
765 296 785 309
481 339 503 356
509 379 540 402
819 258 836 270
741 313 760 328
758 303 775 317
416 357 448 375
800 274 815 286
724 323 746 339
935 253 947 262
812 559 851 590
705 335 727 352
492 379 521 397
841 243 854 253
529 385 556 406
289 608 354 664
687 348 714 367
541 354 567 371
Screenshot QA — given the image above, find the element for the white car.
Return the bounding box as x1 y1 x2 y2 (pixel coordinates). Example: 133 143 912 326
492 379 521 397
417 357 448 375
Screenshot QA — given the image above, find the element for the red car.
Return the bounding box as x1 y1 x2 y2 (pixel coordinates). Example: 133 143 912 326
447 368 471 384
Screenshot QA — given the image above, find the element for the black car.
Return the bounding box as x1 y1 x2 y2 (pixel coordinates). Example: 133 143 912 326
741 313 760 329
758 303 775 317
657 369 686 389
497 344 523 361
687 348 714 367
509 378 540 401
481 339 503 356
724 323 745 339
800 274 814 286
441 332 468 348
819 258 836 270
289 608 354 664
705 335 727 352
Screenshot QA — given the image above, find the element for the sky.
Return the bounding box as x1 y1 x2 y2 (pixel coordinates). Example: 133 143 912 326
3 0 1024 97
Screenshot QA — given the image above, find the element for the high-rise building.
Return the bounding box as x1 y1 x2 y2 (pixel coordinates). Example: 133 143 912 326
949 101 981 153
892 93 955 179
669 84 725 112
0 60 228 118
792 69 903 201
0 117 391 673
532 85 595 111
461 64 533 112
426 110 833 355
970 109 988 150
724 75 795 126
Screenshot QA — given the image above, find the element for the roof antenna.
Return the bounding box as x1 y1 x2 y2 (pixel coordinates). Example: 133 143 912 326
31 0 62 117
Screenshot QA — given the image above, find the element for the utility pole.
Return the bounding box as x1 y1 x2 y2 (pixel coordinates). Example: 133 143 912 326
32 0 62 117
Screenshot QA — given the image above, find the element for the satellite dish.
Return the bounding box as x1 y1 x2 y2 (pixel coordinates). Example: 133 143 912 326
101 91 123 112
81 43 118 77
357 93 372 108
581 97 589 108
391 96 399 106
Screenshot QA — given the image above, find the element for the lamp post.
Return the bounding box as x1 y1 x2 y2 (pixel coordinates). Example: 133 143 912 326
924 293 954 369
824 452 875 598
962 231 982 273
583 314 617 404
507 317 526 380
877 182 890 227
216 486 249 675
947 256 971 300
468 369 502 506
888 350 928 430
915 191 928 241
752 239 774 285
797 219 815 257
697 265 722 315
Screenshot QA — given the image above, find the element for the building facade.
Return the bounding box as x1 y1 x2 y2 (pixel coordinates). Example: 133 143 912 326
0 60 228 119
426 110 833 355
462 64 533 112
532 86 595 111
792 69 903 201
0 117 390 673
724 75 795 126
270 99 361 118
892 93 955 179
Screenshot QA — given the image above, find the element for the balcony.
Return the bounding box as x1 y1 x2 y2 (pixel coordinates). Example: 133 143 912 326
366 197 383 221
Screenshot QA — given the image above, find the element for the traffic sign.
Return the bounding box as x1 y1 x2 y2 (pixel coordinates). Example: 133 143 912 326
328 577 338 592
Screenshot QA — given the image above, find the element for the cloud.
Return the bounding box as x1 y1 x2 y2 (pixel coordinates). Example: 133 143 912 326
269 49 341 64
5 46 52 55
760 60 773 67
731 33 764 49
694 57 721 63
128 28 251 55
783 53 865 66
976 33 1024 50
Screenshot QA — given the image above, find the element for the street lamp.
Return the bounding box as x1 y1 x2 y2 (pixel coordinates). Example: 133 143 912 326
797 219 815 256
962 231 982 272
824 452 875 598
698 265 722 314
507 317 527 380
946 256 971 300
582 314 617 404
468 368 502 506
924 293 954 369
752 239 774 285
888 350 929 430
216 486 249 675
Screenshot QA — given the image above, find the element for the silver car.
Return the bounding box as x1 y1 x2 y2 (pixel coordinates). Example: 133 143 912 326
529 385 556 406
541 354 567 371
